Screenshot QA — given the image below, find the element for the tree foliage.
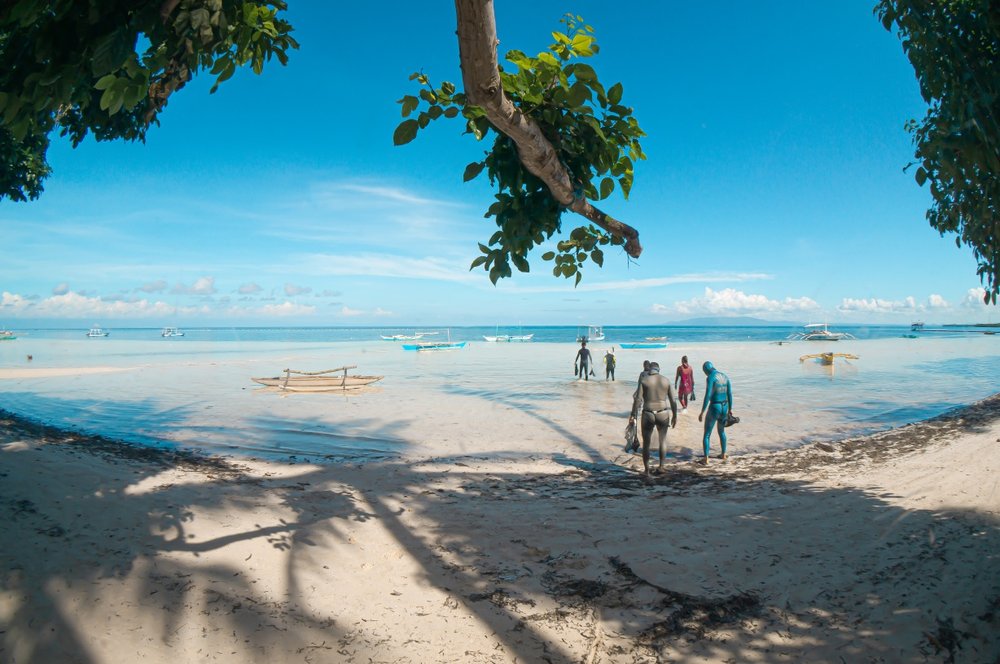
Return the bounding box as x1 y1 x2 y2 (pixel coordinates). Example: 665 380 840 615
0 0 297 201
394 15 646 285
877 0 1000 304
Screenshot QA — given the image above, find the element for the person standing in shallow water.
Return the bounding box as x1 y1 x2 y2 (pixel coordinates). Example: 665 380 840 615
629 361 677 477
604 347 616 381
575 340 593 381
674 355 695 411
698 361 732 465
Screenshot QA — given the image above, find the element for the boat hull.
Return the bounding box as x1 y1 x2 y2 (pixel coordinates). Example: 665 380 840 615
252 375 383 390
402 341 467 351
619 342 668 349
483 335 533 342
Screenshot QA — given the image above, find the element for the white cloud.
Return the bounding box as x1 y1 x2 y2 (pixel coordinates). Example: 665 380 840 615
1 292 29 308
172 276 217 295
927 294 949 309
330 183 463 208
255 301 316 316
1 290 175 318
504 272 774 294
297 253 479 283
238 282 262 295
138 280 168 293
373 307 393 317
340 306 364 317
284 282 312 296
671 288 820 315
962 288 989 309
52 283 69 295
838 297 912 313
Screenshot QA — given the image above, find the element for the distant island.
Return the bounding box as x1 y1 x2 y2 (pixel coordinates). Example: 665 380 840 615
942 323 1000 328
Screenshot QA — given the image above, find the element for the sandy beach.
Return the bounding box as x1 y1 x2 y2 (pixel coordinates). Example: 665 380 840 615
1 392 998 663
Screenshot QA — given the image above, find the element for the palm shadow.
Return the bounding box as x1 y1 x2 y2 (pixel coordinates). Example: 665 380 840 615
3 394 1000 662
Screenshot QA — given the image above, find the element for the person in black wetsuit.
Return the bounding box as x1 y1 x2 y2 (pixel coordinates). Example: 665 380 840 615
575 341 593 381
604 348 616 381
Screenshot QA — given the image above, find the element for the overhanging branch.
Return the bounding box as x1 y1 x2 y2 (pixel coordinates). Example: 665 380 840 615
453 0 642 259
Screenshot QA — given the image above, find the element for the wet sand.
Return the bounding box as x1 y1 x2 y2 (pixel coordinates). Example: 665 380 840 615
1 396 999 663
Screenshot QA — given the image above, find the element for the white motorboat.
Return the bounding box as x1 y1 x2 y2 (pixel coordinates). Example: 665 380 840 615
787 323 855 341
577 325 605 342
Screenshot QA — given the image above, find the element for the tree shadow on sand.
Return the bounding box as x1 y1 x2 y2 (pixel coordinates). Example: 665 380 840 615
2 395 1000 662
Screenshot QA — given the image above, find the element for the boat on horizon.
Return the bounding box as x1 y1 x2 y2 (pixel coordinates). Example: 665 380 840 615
161 327 185 337
577 325 605 342
483 334 534 342
252 365 382 392
403 340 468 351
86 326 110 337
381 331 435 341
787 323 855 342
619 342 668 350
0 330 16 341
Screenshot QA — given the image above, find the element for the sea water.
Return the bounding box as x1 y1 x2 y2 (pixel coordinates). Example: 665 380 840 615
0 326 997 463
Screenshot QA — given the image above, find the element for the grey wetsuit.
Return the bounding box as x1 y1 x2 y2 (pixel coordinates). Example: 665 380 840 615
631 369 677 449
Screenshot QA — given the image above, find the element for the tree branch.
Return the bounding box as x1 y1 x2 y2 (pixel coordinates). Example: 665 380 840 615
159 0 182 24
453 0 642 259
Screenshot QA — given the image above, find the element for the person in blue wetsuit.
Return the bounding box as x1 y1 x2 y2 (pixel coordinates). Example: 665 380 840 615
697 361 732 465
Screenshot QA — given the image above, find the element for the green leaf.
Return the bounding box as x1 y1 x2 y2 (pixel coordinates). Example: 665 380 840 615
512 254 530 273
541 251 556 261
575 271 582 287
915 166 927 186
599 177 614 199
392 119 419 145
591 248 604 267
608 82 623 105
443 106 459 118
94 74 117 91
463 161 485 182
99 87 115 111
399 95 419 117
570 33 595 56
469 256 488 270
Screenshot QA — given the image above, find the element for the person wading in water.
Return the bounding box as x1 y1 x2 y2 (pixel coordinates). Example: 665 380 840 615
628 361 678 477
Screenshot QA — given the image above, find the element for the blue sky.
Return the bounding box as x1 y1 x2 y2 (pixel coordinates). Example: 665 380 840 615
1 1 996 327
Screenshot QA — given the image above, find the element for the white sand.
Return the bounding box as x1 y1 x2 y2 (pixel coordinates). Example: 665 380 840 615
1 396 998 663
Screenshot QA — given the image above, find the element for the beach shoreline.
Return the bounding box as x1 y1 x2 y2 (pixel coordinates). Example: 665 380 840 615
2 397 999 662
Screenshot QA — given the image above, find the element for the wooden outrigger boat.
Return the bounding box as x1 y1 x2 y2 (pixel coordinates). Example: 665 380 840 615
402 340 467 351
252 365 383 392
619 342 668 349
799 352 859 366
483 334 534 342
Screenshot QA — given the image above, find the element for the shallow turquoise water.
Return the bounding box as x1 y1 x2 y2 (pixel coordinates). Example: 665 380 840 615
0 331 997 464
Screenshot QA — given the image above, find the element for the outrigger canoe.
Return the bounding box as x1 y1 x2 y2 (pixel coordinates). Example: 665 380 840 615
252 365 382 392
799 352 859 366
401 341 467 351
619 342 668 349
